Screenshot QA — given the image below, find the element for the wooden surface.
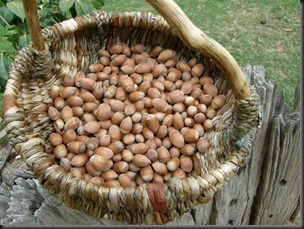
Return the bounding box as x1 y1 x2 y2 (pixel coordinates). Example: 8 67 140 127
146 0 250 100
0 65 300 225
22 0 45 51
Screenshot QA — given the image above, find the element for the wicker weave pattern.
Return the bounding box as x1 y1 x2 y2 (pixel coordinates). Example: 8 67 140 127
2 12 260 225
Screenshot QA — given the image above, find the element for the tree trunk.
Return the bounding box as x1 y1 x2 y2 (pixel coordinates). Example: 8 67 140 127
0 65 300 225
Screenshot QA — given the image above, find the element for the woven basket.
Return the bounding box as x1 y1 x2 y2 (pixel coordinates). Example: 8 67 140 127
2 0 260 225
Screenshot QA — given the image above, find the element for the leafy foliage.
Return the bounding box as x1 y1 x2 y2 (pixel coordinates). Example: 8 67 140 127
6 0 24 21
0 0 104 92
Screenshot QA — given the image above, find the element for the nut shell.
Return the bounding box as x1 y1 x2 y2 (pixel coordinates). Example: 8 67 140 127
109 44 123 54
71 154 89 167
62 129 77 144
109 125 122 141
49 86 60 99
152 161 168 176
111 54 126 66
197 137 209 154
172 168 186 178
60 86 77 99
169 130 185 148
135 62 153 74
84 121 100 134
167 90 184 104
180 156 193 173
180 144 196 156
64 117 82 131
53 144 68 159
200 96 212 107
95 147 114 159
211 95 226 109
132 154 151 167
122 149 134 162
120 75 135 93
182 128 199 143
158 146 171 163
152 98 168 112
66 95 84 107
140 165 154 182
120 116 133 134
49 133 63 146
112 161 129 173
48 106 61 120
118 174 133 187
61 106 73 122
146 148 159 162
167 157 180 172
203 119 214 132
90 154 113 171
157 49 175 63
191 63 204 77
88 177 104 186
101 169 119 181
129 91 145 103
172 112 184 130
199 76 213 86
89 63 104 73
60 158 71 171
95 103 111 121
146 114 160 133
203 83 218 97
67 141 86 154
130 142 148 155
109 100 125 112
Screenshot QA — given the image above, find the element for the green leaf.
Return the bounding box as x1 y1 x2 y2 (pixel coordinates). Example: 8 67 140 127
41 0 51 6
49 5 63 15
0 7 14 24
0 54 9 81
6 0 25 22
18 33 31 48
40 18 53 28
74 0 90 16
59 0 75 14
90 0 104 9
52 13 67 23
14 22 28 33
39 9 49 18
4 25 21 36
0 77 7 92
0 1 6 8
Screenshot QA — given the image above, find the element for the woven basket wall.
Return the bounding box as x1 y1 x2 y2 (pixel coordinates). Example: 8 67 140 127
2 11 260 225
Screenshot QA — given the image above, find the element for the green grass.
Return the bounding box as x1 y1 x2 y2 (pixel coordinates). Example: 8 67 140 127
103 0 300 107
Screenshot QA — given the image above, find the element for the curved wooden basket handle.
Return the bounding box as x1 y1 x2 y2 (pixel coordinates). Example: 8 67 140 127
23 0 45 51
146 0 250 100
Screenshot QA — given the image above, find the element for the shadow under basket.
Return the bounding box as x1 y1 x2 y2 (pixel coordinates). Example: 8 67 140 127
2 11 260 225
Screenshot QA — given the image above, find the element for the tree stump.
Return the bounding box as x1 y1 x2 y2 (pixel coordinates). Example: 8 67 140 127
0 65 300 225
